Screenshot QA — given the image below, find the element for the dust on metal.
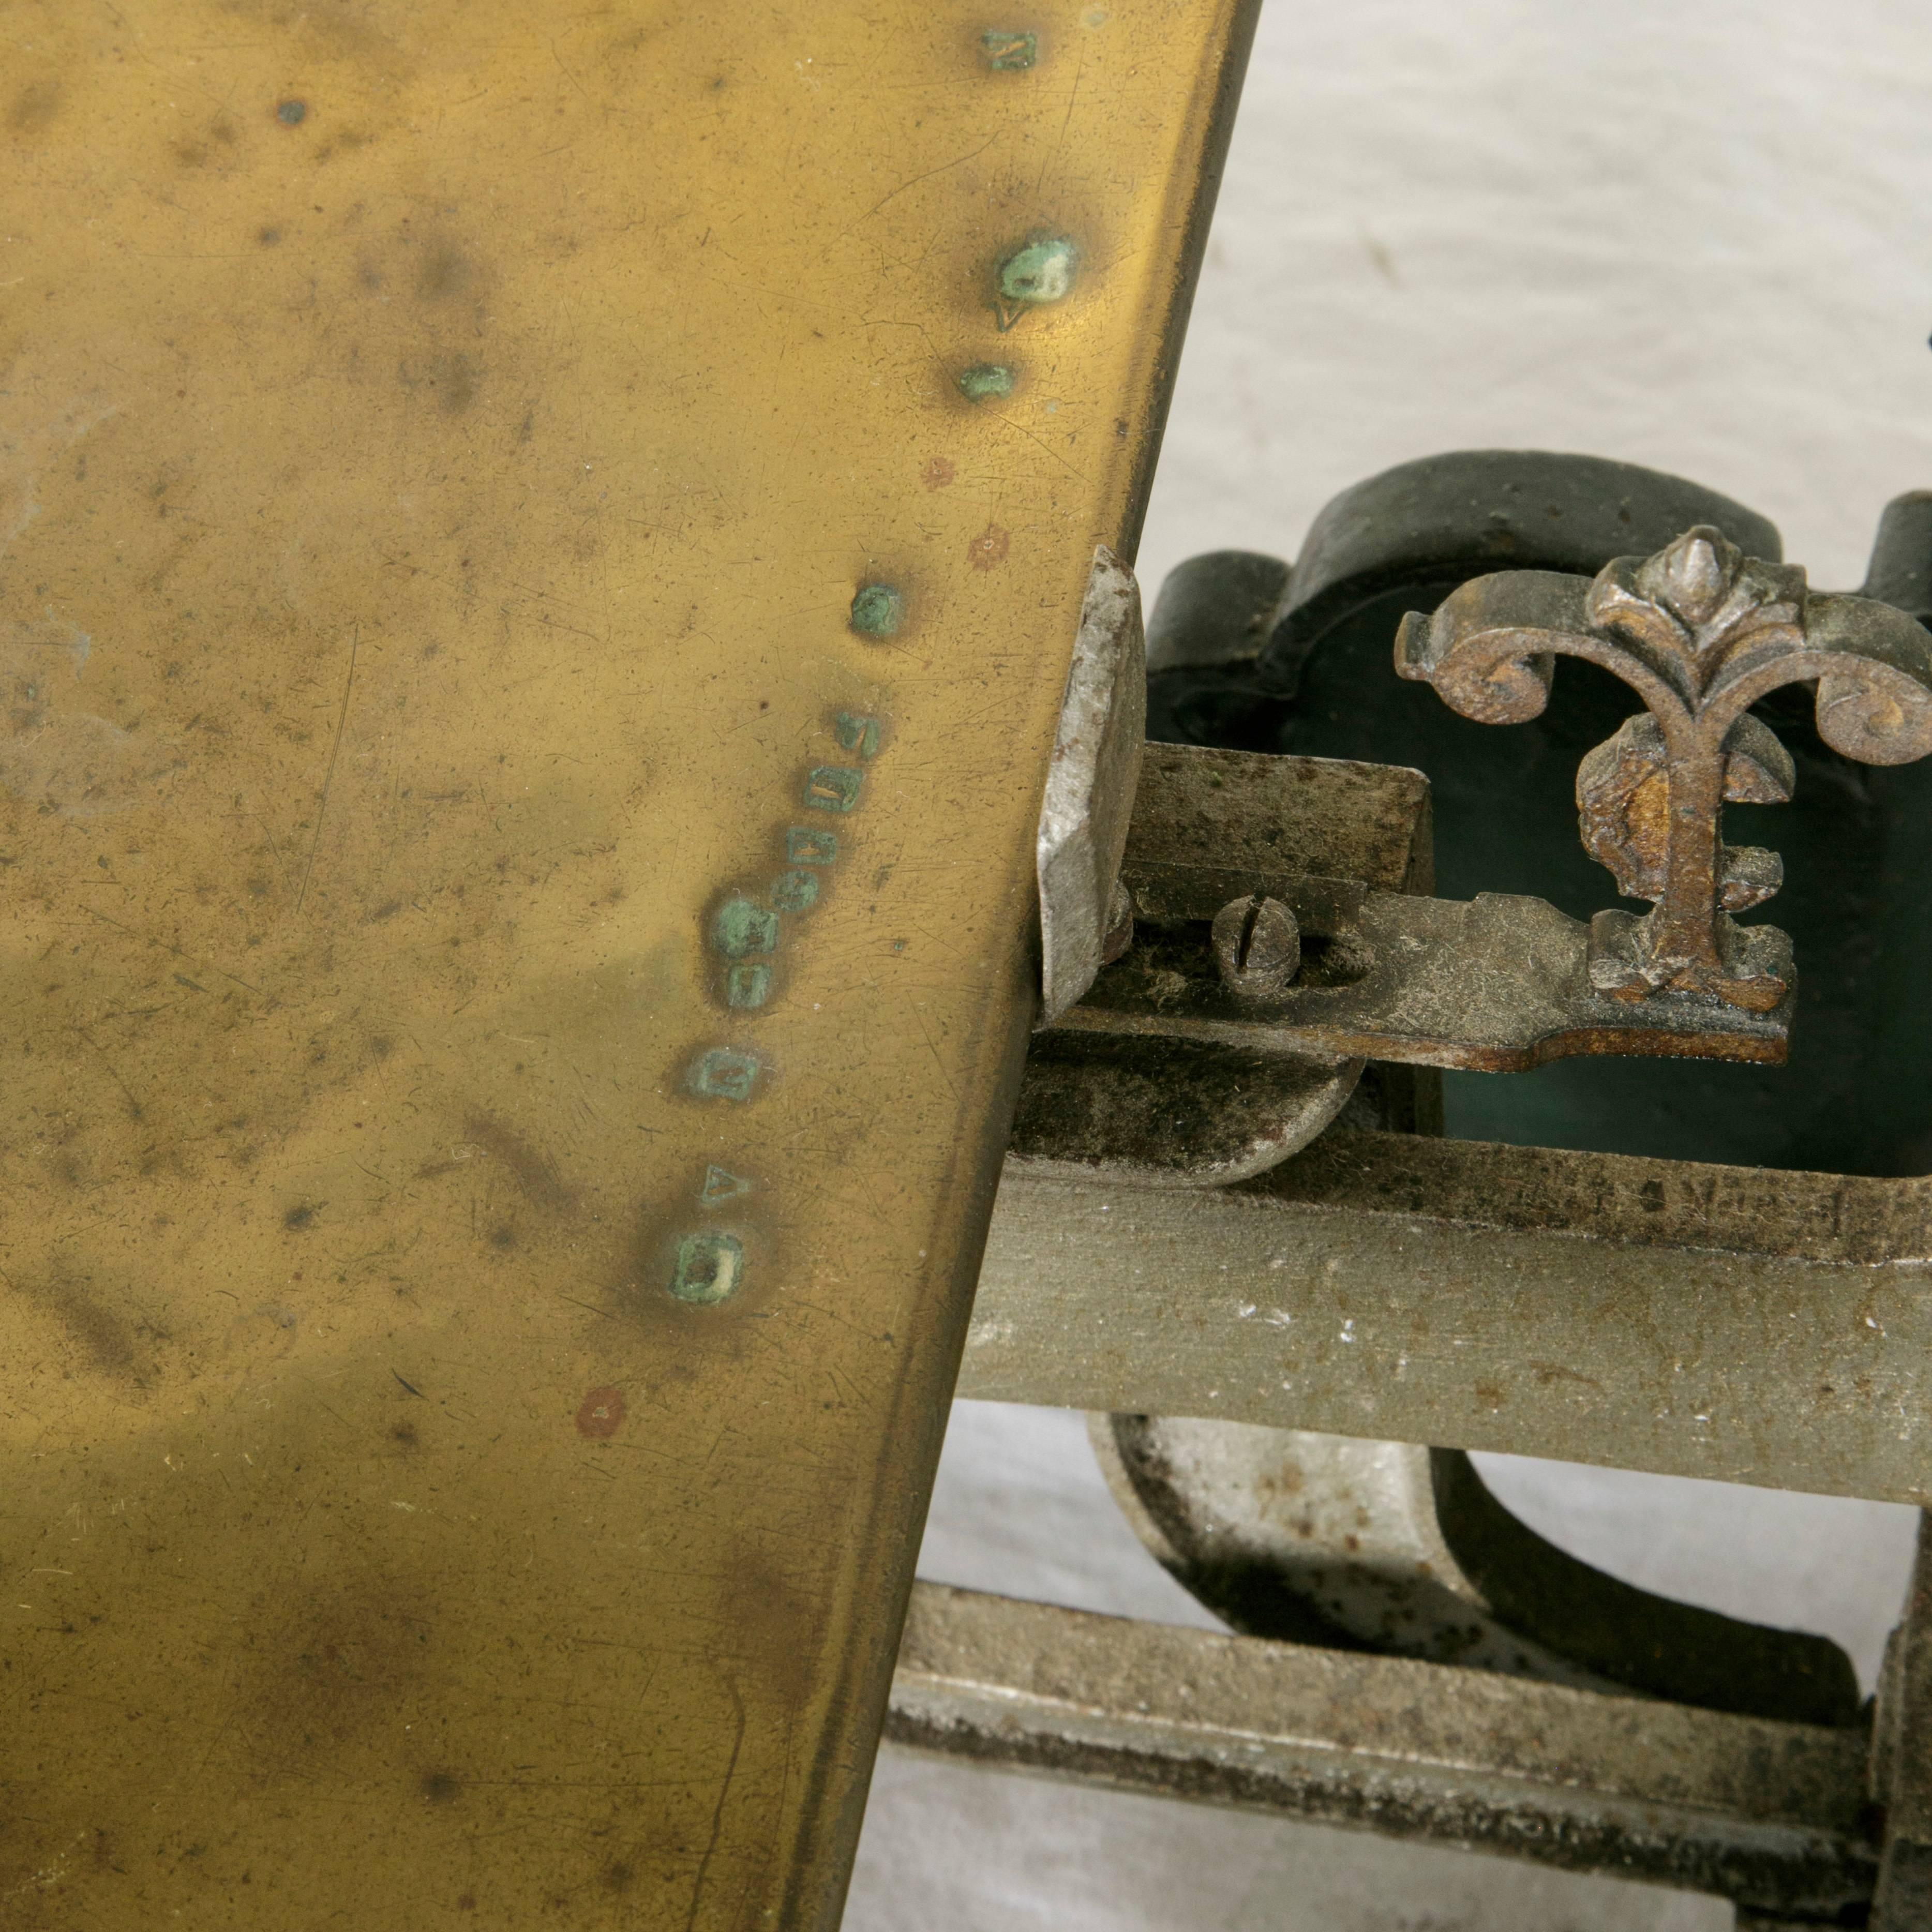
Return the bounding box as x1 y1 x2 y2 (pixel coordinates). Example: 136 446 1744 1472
1006 1031 1360 1189
1093 1418 1857 1726
1070 820 1795 1074
1874 1519 1932 1923
1052 732 1798 1069
888 1584 1878 1919
967 1132 1932 1504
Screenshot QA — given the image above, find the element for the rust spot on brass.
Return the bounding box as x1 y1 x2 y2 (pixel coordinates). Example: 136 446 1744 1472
966 523 1010 571
575 1386 627 1439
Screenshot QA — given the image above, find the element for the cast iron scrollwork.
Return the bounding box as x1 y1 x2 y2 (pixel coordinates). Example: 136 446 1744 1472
1396 526 1932 1010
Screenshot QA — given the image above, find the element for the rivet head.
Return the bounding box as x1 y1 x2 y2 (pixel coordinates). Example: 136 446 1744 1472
1211 895 1300 1001
956 362 1017 402
980 29 1038 70
849 582 904 639
997 235 1077 308
670 1232 744 1305
713 895 778 958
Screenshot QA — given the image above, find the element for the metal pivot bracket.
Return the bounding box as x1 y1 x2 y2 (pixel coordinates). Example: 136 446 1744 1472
1019 741 1437 1185
1046 526 1932 1072
972 465 1932 1928
1048 737 1793 1077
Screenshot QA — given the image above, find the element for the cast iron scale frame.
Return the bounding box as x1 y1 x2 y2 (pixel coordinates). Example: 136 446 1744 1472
906 456 1932 1929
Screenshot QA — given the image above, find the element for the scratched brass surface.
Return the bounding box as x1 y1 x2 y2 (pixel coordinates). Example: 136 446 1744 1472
0 5 1257 1924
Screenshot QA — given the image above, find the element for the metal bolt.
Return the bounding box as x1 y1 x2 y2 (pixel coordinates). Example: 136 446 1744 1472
1211 894 1300 1000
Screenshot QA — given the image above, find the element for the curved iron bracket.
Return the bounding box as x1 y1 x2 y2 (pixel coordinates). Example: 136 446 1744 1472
1091 1413 1860 1729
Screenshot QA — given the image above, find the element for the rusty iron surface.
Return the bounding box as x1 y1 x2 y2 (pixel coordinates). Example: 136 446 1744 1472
1397 525 1932 1011
1038 725 1864 1751
886 1583 1879 1918
1209 891 1302 998
0 5 1261 1924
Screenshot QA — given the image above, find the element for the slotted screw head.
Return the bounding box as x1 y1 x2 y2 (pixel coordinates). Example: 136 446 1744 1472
1211 894 1300 1000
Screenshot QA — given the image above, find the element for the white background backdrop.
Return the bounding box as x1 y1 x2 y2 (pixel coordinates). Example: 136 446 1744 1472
846 4 1932 1924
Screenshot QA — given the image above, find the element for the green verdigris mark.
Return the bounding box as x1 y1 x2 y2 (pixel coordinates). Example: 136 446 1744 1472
835 712 882 759
956 362 1016 402
980 28 1037 69
849 583 904 639
713 894 779 958
804 766 864 814
671 1231 744 1305
687 1047 761 1102
787 827 838 864
995 235 1077 330
726 961 772 1009
771 868 820 913
701 1164 752 1206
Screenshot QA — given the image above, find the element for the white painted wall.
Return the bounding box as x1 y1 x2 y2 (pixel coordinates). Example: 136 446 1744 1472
848 5 1932 1923
1137 0 1932 597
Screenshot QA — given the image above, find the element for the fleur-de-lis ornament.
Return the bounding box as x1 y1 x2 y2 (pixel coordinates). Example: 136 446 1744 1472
1397 527 1932 1011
